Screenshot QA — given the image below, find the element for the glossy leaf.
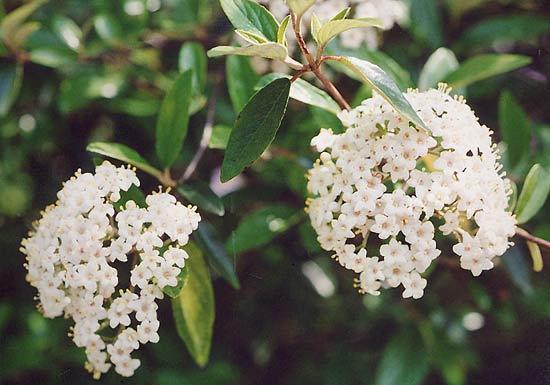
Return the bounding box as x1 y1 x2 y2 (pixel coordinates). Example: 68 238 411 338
207 43 287 61
374 328 429 385
515 164 550 224
171 243 215 367
336 56 426 129
0 0 46 48
178 181 225 216
444 54 532 89
0 62 23 117
226 204 300 254
219 0 279 41
179 42 207 96
316 18 384 47
418 47 459 91
226 55 260 113
286 0 316 15
155 70 193 167
256 73 341 114
195 221 240 289
221 77 290 182
52 16 82 50
499 91 531 168
86 142 164 180
163 265 190 298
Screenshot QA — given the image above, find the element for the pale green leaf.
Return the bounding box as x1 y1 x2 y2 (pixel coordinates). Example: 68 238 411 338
235 29 269 44
0 0 46 48
316 18 384 47
207 43 288 61
527 241 543 272
331 7 351 21
285 0 316 16
277 15 291 45
515 164 550 224
418 47 459 91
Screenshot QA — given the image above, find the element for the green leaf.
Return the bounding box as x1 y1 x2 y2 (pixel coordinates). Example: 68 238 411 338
219 0 279 41
256 73 341 114
94 14 123 45
0 0 46 48
501 245 533 295
86 142 164 180
0 62 23 117
226 55 260 113
29 46 78 68
277 15 291 45
409 0 443 49
455 14 550 52
155 70 193 167
114 184 146 211
235 29 269 44
374 328 429 385
11 21 39 48
527 241 543 272
331 7 351 21
52 16 82 50
178 42 207 96
515 164 550 224
285 0 316 16
163 265 190 298
316 18 384 47
220 77 290 182
499 91 531 168
195 221 240 289
209 124 232 149
226 204 300 254
418 47 459 91
310 13 321 42
207 43 288 61
171 242 215 367
444 54 532 89
508 180 518 213
178 181 225 216
336 56 426 129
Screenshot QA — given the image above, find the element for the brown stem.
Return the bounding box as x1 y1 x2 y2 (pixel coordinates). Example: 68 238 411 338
516 227 550 250
312 66 351 110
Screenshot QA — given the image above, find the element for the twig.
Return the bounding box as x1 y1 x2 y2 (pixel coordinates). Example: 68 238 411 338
311 66 351 110
178 86 219 184
516 227 550 250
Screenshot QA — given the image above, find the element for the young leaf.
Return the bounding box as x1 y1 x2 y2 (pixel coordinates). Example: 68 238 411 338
195 221 240 289
418 47 459 91
86 142 164 180
499 90 531 168
226 55 260 113
374 328 429 385
0 0 46 48
331 7 351 21
0 62 23 117
277 15 291 45
171 242 214 367
219 0 279 41
235 29 269 44
178 181 225 216
220 77 291 182
286 0 316 16
179 42 207 96
155 70 193 168
226 204 300 254
316 18 384 47
310 13 321 42
527 241 543 272
515 164 550 224
256 73 341 114
162 265 190 298
336 56 426 129
207 43 288 61
444 54 532 89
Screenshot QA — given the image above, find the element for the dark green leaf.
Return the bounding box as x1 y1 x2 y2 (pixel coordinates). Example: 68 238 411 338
501 245 533 295
499 91 531 168
163 265 190 298
114 184 146 211
515 164 550 224
171 242 215 367
195 221 240 289
409 0 443 49
336 56 426 129
418 47 459 91
87 142 164 180
178 181 225 216
256 73 341 114
226 55 260 113
444 54 532 89
374 328 429 385
226 204 300 254
179 42 207 95
219 0 279 41
221 77 290 182
0 62 23 117
155 70 193 167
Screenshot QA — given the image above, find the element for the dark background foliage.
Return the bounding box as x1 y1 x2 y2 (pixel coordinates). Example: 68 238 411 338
0 0 549 384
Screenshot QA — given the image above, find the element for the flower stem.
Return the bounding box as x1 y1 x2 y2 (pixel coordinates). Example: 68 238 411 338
516 227 550 250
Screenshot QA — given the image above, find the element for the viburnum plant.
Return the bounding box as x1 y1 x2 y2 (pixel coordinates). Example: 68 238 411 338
11 0 549 379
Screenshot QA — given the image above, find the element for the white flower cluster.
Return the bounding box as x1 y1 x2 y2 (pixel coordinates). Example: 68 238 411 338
21 161 201 378
259 0 408 49
306 85 516 299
